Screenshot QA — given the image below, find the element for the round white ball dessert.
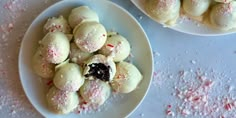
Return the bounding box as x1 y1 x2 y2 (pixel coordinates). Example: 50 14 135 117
209 1 236 31
79 79 111 106
44 15 72 34
69 43 93 65
39 32 70 64
46 86 79 114
32 49 55 79
183 0 211 17
53 63 85 92
83 54 116 82
145 0 181 25
68 6 99 29
99 32 130 62
73 21 107 53
111 61 143 93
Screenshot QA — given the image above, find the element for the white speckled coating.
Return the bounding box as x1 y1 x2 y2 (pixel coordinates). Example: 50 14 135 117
210 1 236 31
79 80 111 106
53 63 85 92
183 0 211 17
99 32 130 62
40 32 70 64
32 49 55 79
68 6 99 28
145 0 181 25
73 22 107 53
111 61 143 93
43 15 72 34
46 86 79 114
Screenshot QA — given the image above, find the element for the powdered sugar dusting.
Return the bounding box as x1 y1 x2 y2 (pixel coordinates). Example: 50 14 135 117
157 0 177 10
0 0 61 117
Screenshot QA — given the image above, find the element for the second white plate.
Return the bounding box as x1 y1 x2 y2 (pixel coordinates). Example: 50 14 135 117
131 0 236 36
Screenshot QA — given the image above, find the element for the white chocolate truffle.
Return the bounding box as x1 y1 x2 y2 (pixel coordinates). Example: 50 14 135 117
73 22 107 53
209 2 236 31
215 0 233 3
145 0 181 25
44 15 72 34
40 32 70 64
79 80 111 106
83 54 116 82
69 43 93 65
183 0 211 16
111 62 143 93
53 63 85 92
99 32 130 62
68 6 99 28
46 86 79 114
32 49 55 79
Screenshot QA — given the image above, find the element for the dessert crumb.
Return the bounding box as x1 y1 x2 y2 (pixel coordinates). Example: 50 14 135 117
140 113 144 117
153 51 160 57
190 60 196 64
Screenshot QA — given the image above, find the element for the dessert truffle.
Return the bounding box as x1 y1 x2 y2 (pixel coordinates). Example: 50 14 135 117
46 86 79 114
39 32 70 64
44 15 71 34
83 54 116 82
99 32 130 62
68 6 99 28
73 22 107 53
53 63 85 92
79 80 111 106
111 61 143 93
183 0 211 17
145 0 181 25
32 49 55 79
209 1 236 30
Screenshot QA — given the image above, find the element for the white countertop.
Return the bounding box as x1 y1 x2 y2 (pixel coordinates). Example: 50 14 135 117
0 0 236 118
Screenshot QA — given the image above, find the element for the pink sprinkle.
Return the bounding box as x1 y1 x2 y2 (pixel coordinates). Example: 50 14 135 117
204 80 213 87
117 74 126 79
181 109 190 115
166 110 171 115
46 80 53 86
224 103 233 111
153 71 158 77
8 23 13 29
107 44 114 48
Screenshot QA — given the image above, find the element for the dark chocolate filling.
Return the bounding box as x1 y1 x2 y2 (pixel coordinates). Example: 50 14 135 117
84 63 110 82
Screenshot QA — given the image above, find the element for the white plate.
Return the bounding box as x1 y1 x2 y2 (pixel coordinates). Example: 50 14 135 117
131 0 236 36
18 0 153 118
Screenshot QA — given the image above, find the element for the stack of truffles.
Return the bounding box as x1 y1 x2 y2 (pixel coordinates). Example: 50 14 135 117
145 0 236 31
32 6 143 114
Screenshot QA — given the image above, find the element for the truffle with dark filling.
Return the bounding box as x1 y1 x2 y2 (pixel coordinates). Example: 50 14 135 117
84 63 110 82
83 54 116 82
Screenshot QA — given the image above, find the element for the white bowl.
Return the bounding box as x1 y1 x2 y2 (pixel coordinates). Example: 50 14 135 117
18 0 153 118
131 0 236 36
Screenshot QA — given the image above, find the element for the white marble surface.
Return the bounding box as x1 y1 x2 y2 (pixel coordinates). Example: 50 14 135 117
0 0 236 118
